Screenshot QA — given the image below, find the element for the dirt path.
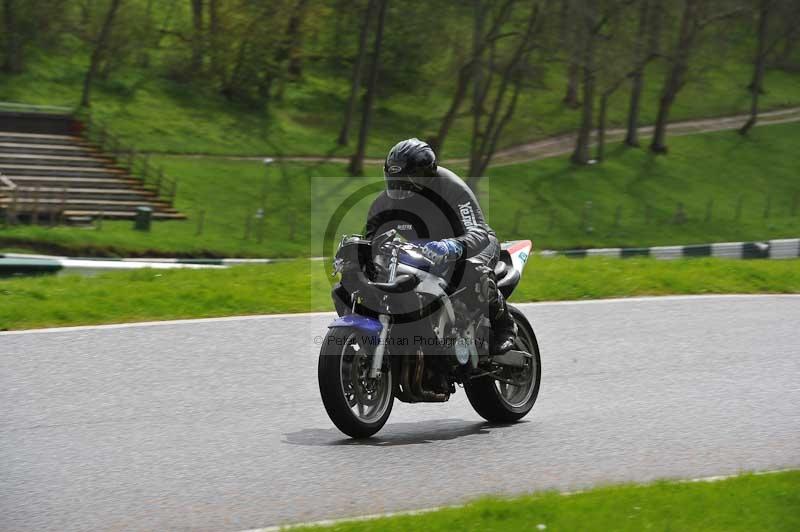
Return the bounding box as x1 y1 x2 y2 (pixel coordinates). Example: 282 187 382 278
155 107 800 168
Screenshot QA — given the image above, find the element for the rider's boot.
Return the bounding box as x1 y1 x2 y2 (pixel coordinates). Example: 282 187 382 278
490 291 517 355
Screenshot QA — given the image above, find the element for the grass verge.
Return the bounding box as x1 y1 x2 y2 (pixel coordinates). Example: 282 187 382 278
291 470 800 532
1 257 798 330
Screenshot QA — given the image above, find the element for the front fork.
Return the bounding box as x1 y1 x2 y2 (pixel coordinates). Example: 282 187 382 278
369 246 398 379
368 314 391 378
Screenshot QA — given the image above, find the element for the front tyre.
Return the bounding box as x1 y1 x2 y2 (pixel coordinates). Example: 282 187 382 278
464 305 541 423
318 327 394 438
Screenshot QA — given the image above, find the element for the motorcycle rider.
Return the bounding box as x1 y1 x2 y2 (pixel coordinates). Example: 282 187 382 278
333 137 517 355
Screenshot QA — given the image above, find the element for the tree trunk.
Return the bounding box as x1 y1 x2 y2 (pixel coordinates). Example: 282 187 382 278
286 0 310 79
597 92 609 161
624 0 651 147
2 0 23 73
348 0 388 176
338 0 376 146
647 0 663 57
740 0 770 135
562 0 580 108
430 0 514 156
469 0 488 178
429 60 471 154
650 0 697 154
190 0 203 72
564 60 580 108
209 0 223 83
468 2 539 182
571 13 596 165
80 0 123 108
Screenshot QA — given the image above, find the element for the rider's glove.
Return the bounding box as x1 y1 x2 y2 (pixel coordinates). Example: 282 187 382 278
421 239 464 268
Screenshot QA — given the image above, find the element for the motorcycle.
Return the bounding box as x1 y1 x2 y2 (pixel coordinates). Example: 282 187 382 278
318 229 541 438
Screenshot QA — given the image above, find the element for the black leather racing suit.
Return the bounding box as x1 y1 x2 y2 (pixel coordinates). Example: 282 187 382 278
332 167 512 346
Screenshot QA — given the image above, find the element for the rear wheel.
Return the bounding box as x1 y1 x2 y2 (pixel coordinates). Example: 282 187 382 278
318 327 394 438
464 305 541 422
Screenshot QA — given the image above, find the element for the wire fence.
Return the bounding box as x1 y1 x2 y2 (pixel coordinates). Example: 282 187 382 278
76 110 179 205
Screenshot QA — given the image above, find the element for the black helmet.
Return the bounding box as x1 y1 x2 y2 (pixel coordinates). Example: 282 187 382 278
383 138 437 199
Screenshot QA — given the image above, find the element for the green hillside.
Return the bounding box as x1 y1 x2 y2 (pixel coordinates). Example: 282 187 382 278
1 18 799 160
2 121 798 257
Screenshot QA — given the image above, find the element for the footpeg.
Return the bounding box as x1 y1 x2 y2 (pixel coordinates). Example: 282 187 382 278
492 349 531 368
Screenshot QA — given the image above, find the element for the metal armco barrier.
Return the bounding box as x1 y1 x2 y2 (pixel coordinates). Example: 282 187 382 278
543 239 799 260
0 239 797 277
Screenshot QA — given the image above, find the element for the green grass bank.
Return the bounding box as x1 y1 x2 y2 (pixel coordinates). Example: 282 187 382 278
2 121 799 258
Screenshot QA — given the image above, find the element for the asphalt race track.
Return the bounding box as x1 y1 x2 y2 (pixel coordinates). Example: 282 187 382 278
2 295 799 531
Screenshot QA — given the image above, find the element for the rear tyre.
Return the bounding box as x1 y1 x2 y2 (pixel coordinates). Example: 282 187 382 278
464 305 541 423
318 327 394 438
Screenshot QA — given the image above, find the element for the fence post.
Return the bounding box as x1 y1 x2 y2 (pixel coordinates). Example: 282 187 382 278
109 136 118 159
127 149 136 172
9 187 18 225
195 210 205 236
511 208 523 234
170 178 178 205
96 211 104 231
32 186 40 225
156 168 163 196
581 200 593 233
256 208 265 243
672 202 686 225
60 186 67 224
288 208 296 242
142 154 149 183
243 212 252 240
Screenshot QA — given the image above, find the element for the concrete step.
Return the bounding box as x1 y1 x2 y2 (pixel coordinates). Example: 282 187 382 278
0 141 97 156
0 164 126 178
12 186 156 201
1 175 141 188
0 131 88 146
1 197 177 213
0 153 113 168
62 209 187 220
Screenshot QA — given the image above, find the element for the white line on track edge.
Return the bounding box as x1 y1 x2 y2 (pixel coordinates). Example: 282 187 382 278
3 293 799 336
237 468 797 532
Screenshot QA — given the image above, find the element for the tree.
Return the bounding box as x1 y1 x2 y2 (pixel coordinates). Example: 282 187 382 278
337 0 377 146
623 0 655 147
80 0 123 108
467 1 542 182
570 0 630 165
569 1 597 165
739 0 800 135
285 0 310 79
348 0 389 176
429 0 516 156
650 0 744 153
561 0 581 108
190 0 204 72
2 0 23 73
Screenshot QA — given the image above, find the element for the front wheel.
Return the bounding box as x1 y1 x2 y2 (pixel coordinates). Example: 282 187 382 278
318 327 394 438
464 305 541 423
